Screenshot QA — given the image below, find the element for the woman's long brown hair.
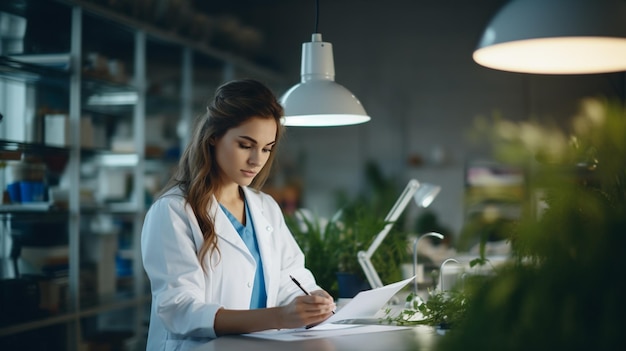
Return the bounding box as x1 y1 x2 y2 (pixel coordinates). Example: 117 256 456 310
159 79 285 271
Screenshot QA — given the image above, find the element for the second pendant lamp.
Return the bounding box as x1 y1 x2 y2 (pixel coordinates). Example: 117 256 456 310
279 2 370 127
474 0 626 74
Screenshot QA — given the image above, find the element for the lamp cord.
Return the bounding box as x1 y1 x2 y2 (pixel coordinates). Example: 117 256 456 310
314 0 319 33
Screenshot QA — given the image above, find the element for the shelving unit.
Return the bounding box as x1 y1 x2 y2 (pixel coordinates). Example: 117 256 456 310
0 1 284 350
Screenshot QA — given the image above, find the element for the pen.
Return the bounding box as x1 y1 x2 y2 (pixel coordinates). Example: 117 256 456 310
289 275 335 315
289 275 310 295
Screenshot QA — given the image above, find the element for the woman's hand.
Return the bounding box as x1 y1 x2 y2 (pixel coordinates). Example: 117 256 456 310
278 292 335 329
310 289 333 300
214 289 336 335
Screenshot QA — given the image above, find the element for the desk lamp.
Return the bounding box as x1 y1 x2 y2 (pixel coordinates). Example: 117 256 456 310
358 179 441 289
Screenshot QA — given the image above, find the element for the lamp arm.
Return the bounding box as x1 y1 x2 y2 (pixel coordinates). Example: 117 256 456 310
357 251 382 289
357 179 421 289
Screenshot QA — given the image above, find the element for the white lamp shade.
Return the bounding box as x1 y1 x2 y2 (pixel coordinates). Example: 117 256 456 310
413 183 441 208
474 0 626 74
280 34 371 127
280 80 370 126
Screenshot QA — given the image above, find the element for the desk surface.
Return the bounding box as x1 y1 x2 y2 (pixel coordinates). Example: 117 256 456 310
191 325 441 351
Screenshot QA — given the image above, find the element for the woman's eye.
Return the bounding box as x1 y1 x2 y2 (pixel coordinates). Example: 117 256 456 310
238 143 252 149
262 148 273 153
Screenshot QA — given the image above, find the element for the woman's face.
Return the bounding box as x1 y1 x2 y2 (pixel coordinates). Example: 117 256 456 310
214 116 277 187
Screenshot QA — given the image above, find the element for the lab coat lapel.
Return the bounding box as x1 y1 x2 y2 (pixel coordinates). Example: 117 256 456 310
211 197 254 263
242 187 278 307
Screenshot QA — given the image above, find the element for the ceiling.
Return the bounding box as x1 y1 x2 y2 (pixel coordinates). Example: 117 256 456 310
188 0 291 71
192 0 266 16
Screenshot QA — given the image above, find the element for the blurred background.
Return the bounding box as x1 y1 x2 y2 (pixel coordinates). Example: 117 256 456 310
190 0 623 238
1 1 625 349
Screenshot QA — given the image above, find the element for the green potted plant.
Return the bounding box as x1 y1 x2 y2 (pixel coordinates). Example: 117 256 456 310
285 209 343 298
334 202 407 297
287 203 408 299
286 161 410 299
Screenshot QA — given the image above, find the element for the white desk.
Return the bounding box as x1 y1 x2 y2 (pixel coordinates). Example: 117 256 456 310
191 325 440 351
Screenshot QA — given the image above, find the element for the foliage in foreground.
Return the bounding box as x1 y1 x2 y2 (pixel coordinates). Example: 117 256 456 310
382 273 487 330
436 98 626 350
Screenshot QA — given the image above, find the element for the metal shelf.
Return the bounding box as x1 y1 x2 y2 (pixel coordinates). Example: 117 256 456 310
57 0 286 84
0 140 70 159
0 1 283 349
0 292 151 337
0 56 70 86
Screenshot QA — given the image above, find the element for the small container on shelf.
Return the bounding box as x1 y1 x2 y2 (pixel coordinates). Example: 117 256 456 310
5 157 47 204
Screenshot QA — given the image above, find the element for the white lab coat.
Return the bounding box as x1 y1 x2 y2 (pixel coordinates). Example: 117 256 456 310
141 186 320 351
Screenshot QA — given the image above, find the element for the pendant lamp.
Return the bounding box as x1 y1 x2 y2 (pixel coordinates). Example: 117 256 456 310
279 2 370 127
473 0 626 74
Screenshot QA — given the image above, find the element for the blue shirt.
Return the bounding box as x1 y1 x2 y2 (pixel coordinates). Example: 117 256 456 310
219 199 267 309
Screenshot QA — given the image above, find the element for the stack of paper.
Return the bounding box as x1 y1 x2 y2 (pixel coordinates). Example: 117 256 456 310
244 276 415 341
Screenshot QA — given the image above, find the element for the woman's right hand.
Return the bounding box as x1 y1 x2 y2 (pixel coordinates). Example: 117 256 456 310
278 294 336 329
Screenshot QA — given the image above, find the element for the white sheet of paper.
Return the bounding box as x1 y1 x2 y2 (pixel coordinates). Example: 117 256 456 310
318 275 415 326
244 324 411 341
243 276 415 341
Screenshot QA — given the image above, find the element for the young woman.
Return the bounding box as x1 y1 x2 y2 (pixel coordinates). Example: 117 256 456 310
141 79 335 350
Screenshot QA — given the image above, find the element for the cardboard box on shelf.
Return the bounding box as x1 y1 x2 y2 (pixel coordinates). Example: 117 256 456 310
44 114 95 148
82 232 118 296
38 276 69 314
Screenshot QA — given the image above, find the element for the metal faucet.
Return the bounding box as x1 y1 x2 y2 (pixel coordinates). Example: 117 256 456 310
412 232 444 295
439 258 460 292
